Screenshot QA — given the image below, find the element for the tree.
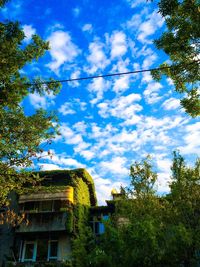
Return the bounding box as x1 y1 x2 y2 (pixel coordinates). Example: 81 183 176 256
167 151 200 266
152 0 200 117
0 1 60 215
85 154 200 267
129 156 157 197
85 157 166 267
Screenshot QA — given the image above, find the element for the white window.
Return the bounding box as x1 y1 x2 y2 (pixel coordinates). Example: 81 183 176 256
48 240 58 261
22 241 37 262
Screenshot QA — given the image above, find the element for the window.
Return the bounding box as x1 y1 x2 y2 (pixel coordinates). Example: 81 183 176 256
40 201 53 212
24 202 35 211
48 240 58 261
23 201 39 212
94 222 105 235
37 239 48 261
22 241 37 262
94 221 100 235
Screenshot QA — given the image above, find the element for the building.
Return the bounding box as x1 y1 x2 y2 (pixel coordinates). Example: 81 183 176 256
0 168 97 267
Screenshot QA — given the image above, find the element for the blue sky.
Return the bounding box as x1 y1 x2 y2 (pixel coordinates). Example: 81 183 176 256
1 0 199 204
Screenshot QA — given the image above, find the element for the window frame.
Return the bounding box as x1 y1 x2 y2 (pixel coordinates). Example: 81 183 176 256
47 240 58 261
22 240 37 262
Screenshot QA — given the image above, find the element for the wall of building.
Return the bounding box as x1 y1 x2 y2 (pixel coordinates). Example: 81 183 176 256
0 168 97 266
0 225 14 266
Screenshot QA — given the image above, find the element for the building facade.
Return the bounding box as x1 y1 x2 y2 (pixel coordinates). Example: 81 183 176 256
0 168 98 267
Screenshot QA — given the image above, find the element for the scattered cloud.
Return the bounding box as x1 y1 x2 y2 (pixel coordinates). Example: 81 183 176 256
126 13 143 29
88 78 111 104
29 92 56 109
92 172 127 205
82 23 93 33
162 97 180 110
38 163 62 171
179 122 200 155
57 124 84 145
127 0 149 9
58 99 87 116
37 150 85 169
110 31 127 59
98 93 142 120
58 102 76 116
156 172 171 193
99 156 129 176
143 82 163 104
23 24 36 42
73 121 87 134
113 75 130 94
69 70 81 87
85 39 110 74
137 11 164 43
47 30 80 73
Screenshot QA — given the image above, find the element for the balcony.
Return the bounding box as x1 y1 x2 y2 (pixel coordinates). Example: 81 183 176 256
16 212 68 233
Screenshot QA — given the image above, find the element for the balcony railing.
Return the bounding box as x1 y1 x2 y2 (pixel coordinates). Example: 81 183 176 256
16 212 68 233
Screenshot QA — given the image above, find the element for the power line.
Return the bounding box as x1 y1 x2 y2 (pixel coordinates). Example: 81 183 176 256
27 60 199 86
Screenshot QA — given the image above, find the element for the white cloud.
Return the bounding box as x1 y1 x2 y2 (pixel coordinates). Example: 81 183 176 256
111 129 138 144
23 24 36 42
99 156 129 176
38 150 85 169
89 123 117 140
87 168 127 205
88 77 111 104
58 157 84 168
142 72 153 83
73 141 91 153
73 121 87 134
58 99 86 116
167 78 174 86
127 0 148 8
138 116 186 132
121 115 141 126
79 150 95 160
179 122 200 155
110 31 127 59
113 75 130 94
86 40 110 74
143 82 163 104
29 92 55 109
58 124 83 145
142 53 157 69
126 14 142 29
156 172 171 193
82 23 93 33
162 97 180 110
94 175 126 205
156 157 171 173
58 102 76 116
47 30 80 73
38 163 62 171
137 11 164 43
69 70 81 87
98 93 142 120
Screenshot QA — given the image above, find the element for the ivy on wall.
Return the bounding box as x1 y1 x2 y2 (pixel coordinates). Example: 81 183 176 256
19 168 97 246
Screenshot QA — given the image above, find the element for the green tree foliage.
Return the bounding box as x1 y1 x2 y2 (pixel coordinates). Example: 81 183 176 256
129 156 157 197
167 152 200 266
152 0 200 117
0 1 61 210
86 154 200 267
